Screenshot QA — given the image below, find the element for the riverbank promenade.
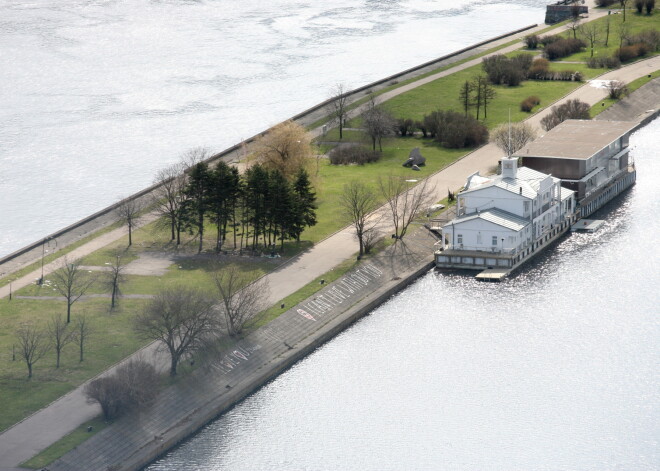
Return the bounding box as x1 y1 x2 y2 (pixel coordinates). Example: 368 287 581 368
1 9 659 471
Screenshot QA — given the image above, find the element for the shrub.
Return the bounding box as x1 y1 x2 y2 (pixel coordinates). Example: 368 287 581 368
482 53 531 86
645 0 655 14
540 99 591 131
425 110 488 148
606 80 630 99
328 144 381 165
616 43 650 62
540 34 562 47
543 38 586 60
629 29 660 51
587 56 621 68
523 34 539 49
84 360 160 420
521 96 541 112
635 0 645 12
528 58 550 78
397 118 415 137
595 0 618 5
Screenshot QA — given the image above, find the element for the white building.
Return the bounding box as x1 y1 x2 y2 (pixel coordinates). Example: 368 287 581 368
435 155 575 270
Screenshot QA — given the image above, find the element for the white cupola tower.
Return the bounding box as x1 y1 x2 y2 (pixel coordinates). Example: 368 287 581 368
501 155 518 179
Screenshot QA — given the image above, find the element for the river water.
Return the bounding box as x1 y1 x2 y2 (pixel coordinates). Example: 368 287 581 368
0 0 545 257
146 119 659 470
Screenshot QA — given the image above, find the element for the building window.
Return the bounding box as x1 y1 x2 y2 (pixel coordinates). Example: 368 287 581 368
457 234 463 245
524 201 530 212
477 233 482 244
492 236 498 246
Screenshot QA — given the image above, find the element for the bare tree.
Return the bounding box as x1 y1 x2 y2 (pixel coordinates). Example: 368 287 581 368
50 258 96 323
458 80 475 116
540 99 591 131
213 265 269 337
180 146 211 169
379 176 436 240
328 83 351 140
606 80 630 99
339 181 381 259
617 19 631 49
134 286 217 376
75 315 93 362
568 16 581 39
619 0 629 21
604 14 611 47
362 96 396 151
104 252 126 310
252 120 314 179
84 359 160 420
115 197 144 247
579 22 601 57
48 313 76 368
16 324 50 378
490 122 537 156
152 162 189 245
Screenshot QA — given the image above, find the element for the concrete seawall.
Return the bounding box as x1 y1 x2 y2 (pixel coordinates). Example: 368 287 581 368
0 24 536 276
49 229 438 471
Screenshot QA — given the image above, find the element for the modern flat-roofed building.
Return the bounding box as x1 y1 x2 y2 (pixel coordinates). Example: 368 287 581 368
516 120 637 217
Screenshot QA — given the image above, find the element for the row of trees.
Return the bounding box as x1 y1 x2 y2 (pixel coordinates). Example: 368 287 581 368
14 315 92 378
152 157 317 253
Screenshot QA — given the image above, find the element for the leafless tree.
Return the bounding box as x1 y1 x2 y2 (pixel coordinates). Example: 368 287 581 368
48 313 76 368
50 258 96 323
568 16 581 39
617 19 631 49
84 359 160 420
579 22 601 57
152 162 189 245
619 0 630 21
604 14 611 47
327 83 351 140
339 181 382 259
213 265 269 337
379 176 436 240
134 286 217 376
606 80 630 99
540 99 591 131
16 324 50 378
104 252 126 310
362 96 396 151
180 146 211 169
115 197 144 247
75 315 93 362
490 122 537 156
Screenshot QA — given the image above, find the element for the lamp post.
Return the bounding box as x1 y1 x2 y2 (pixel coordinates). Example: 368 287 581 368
39 237 57 285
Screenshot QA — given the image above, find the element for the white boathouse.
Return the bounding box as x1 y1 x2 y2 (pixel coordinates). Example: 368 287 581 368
435 155 575 271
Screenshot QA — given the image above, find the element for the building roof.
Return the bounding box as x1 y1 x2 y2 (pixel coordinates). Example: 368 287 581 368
560 186 574 201
444 208 530 232
461 166 555 200
515 119 637 160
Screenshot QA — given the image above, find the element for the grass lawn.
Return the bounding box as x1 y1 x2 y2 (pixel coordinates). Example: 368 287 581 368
20 416 109 469
542 12 660 63
0 297 148 432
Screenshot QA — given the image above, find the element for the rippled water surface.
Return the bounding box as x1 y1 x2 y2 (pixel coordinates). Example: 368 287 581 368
0 0 544 256
146 120 659 470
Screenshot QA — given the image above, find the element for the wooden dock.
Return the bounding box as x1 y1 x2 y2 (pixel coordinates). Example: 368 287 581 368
476 267 511 282
571 219 605 233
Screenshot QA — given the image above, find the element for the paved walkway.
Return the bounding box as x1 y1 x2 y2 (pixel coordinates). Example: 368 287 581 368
1 10 659 470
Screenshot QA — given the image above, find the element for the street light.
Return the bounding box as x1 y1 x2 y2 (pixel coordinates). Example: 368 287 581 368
39 237 57 285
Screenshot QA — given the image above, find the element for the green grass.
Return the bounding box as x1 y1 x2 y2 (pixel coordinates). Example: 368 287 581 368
0 297 149 432
254 256 361 329
375 61 586 128
0 221 123 289
20 416 108 469
545 12 660 63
